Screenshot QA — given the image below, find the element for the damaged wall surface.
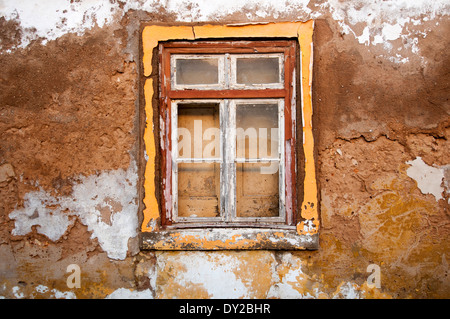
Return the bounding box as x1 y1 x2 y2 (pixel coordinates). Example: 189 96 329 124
0 0 449 299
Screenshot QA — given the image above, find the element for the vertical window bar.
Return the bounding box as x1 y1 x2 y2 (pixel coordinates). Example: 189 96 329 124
219 100 226 220
224 53 231 89
171 101 179 221
225 99 236 222
278 99 286 223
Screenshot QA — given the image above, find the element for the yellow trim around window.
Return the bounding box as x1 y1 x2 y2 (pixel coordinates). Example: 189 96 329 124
141 21 318 249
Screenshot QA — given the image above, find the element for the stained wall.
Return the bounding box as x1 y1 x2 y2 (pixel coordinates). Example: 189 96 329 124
0 0 449 299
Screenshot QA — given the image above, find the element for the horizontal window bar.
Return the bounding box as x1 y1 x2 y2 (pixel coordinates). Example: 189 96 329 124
176 158 222 163
168 89 287 99
235 158 279 163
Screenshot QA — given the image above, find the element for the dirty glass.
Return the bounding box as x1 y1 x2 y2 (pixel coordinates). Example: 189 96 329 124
236 57 280 85
176 103 221 219
177 103 220 159
235 103 280 218
177 163 221 218
175 58 219 85
236 163 279 218
235 103 278 159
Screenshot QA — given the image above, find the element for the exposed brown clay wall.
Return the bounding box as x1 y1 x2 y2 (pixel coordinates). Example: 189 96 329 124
0 1 449 299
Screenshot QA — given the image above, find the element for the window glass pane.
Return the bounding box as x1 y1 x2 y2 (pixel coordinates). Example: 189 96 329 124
175 58 219 85
178 163 221 218
236 163 279 217
236 103 278 159
236 57 280 85
177 103 220 159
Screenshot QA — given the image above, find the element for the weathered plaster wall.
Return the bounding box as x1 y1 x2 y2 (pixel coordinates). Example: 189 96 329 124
1 0 449 299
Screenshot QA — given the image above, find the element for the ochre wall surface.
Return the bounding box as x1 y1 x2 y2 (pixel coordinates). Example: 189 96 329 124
0 1 449 299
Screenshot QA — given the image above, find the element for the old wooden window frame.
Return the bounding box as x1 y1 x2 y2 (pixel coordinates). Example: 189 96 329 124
140 22 319 250
163 40 293 229
170 98 287 226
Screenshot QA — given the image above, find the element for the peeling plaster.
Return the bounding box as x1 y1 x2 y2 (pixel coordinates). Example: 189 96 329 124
9 161 139 260
105 288 153 299
154 251 385 299
33 285 77 299
0 0 120 48
267 253 307 298
325 0 449 43
331 282 361 299
156 252 251 298
1 0 449 62
406 157 446 201
1 0 449 300
9 190 75 241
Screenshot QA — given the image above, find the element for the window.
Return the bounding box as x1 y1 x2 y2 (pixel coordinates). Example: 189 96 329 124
160 40 296 228
141 22 319 250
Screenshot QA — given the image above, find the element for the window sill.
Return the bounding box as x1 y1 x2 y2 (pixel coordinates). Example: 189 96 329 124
140 228 318 250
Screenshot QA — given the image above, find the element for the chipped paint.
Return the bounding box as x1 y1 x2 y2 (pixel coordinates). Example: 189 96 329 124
142 228 318 250
154 250 393 299
141 78 160 232
297 20 319 235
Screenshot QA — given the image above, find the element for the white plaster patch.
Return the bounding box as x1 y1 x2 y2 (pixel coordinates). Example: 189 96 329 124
8 161 139 260
267 253 322 299
12 286 24 299
0 0 313 51
2 0 449 64
332 282 361 299
267 253 305 298
105 288 153 299
8 190 75 241
35 285 49 294
156 252 250 298
66 161 139 260
52 289 77 299
33 285 77 299
0 0 120 48
125 0 314 22
406 157 445 201
324 0 450 61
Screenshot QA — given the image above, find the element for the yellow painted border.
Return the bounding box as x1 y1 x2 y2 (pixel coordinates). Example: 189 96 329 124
141 21 319 240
